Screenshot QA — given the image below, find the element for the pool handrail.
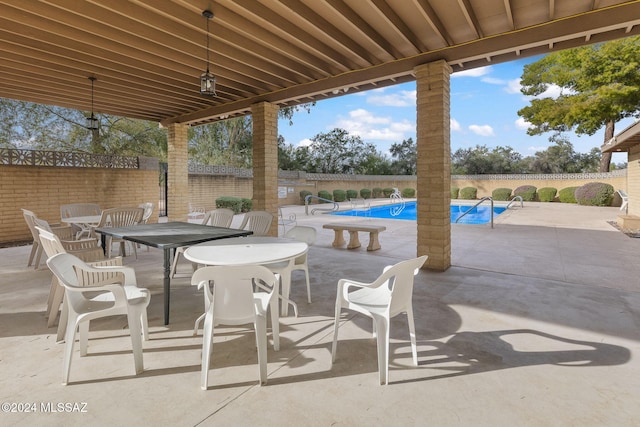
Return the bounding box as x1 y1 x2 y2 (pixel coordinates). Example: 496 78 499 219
455 196 494 228
305 195 340 215
506 196 523 209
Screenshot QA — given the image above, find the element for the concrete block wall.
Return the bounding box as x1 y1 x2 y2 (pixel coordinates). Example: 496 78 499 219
1 165 158 245
627 146 639 216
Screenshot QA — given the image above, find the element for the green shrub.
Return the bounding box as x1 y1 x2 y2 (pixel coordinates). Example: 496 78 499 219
492 188 512 201
360 188 372 199
538 187 557 202
300 190 312 204
240 198 252 212
382 187 394 197
558 187 578 203
346 189 358 200
216 196 243 213
318 190 333 202
514 185 537 201
372 187 383 198
333 189 347 202
402 188 416 198
459 187 477 199
451 186 459 199
575 182 615 206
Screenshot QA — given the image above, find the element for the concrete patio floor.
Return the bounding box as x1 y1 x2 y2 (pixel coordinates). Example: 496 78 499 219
2 202 640 426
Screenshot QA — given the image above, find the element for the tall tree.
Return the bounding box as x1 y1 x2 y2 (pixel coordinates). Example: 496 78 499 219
305 128 381 174
451 145 525 174
389 138 416 175
518 36 640 172
525 134 600 173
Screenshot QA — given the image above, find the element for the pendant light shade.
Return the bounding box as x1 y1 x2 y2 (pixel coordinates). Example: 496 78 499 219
86 77 99 130
200 10 216 96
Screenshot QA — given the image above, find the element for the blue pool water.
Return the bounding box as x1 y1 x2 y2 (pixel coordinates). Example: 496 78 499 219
331 201 506 224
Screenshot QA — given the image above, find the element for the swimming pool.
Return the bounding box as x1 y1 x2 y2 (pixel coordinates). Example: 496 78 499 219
330 201 506 224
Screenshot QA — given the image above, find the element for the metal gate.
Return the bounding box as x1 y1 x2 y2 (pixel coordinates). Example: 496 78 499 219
159 162 168 217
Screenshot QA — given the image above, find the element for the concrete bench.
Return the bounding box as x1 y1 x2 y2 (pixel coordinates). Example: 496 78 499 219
322 223 386 251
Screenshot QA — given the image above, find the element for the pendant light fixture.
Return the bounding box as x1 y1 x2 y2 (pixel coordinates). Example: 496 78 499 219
200 10 216 96
86 77 99 130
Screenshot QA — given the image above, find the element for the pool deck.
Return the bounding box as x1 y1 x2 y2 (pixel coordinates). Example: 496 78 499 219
1 201 640 426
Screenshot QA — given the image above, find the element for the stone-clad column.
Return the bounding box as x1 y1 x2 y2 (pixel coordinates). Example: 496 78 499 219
167 122 189 221
251 101 279 236
415 60 452 270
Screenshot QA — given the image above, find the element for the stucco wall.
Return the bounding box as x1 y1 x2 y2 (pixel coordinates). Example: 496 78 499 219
188 167 627 210
451 172 626 201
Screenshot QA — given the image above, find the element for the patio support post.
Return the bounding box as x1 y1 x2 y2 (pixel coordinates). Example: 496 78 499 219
415 60 452 271
251 101 279 237
167 122 189 221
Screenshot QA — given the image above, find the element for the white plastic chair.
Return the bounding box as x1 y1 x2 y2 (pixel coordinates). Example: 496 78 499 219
60 203 101 239
331 255 427 385
170 208 235 278
36 225 116 331
238 211 274 236
22 209 75 269
618 189 629 213
92 207 144 258
192 265 280 389
46 253 150 385
138 202 154 223
201 208 234 227
278 207 297 234
187 203 205 222
263 226 316 315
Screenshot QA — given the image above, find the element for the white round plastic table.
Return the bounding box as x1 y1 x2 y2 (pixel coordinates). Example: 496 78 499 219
184 236 308 316
61 215 102 238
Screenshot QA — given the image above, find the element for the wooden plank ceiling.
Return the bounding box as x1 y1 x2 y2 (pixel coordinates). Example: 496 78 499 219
1 0 640 126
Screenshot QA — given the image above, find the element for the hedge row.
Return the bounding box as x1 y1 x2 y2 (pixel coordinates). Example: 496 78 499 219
215 196 252 213
300 188 416 203
455 182 614 206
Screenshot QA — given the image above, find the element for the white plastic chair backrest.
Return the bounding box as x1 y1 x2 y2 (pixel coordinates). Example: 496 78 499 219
284 226 316 246
46 253 125 308
239 211 273 236
98 207 144 228
378 256 427 315
60 203 101 219
36 226 66 258
21 209 40 241
191 265 277 325
138 203 154 223
202 208 234 227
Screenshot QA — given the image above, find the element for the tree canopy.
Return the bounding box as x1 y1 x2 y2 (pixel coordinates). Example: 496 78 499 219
518 36 640 171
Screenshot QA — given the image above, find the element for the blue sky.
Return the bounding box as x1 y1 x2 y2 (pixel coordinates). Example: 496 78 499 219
278 56 630 164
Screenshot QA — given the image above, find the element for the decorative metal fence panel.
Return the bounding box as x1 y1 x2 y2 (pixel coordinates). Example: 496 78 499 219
0 148 139 168
159 162 168 216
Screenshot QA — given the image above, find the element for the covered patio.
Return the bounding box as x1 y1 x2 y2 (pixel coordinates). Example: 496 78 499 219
2 1 640 269
2 204 639 425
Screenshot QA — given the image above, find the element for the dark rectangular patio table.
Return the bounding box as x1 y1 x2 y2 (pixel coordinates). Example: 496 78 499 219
95 222 252 325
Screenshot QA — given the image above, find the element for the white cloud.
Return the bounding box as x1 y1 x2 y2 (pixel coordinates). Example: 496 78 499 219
527 145 547 153
296 138 313 147
333 108 413 141
481 77 505 85
469 124 495 137
367 90 416 107
514 117 531 130
521 83 571 100
537 84 564 99
505 78 522 94
451 118 462 132
452 66 492 78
